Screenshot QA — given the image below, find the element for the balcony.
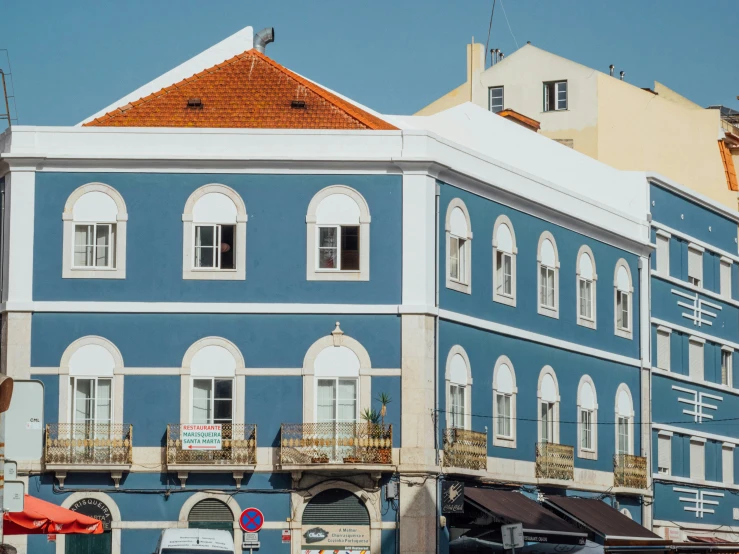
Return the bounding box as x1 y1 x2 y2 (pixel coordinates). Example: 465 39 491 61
280 422 392 467
535 442 574 481
45 423 133 487
613 454 648 489
442 428 487 471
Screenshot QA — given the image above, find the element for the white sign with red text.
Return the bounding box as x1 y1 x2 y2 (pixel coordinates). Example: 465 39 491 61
181 424 222 450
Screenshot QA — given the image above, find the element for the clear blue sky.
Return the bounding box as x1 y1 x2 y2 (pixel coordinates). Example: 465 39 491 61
1 0 737 127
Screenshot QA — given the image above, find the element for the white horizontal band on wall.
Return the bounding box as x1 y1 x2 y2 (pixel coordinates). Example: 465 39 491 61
651 318 739 351
653 473 739 493
651 367 739 396
652 423 739 447
651 272 739 309
30 367 401 377
651 221 739 264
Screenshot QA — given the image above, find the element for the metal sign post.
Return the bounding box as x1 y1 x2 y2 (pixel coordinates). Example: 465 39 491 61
501 522 524 554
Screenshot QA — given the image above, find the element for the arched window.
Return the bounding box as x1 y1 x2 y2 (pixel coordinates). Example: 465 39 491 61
538 366 560 443
306 185 371 281
620 508 633 519
577 376 598 459
537 232 559 317
445 199 472 294
577 246 597 329
493 356 517 447
614 260 634 339
493 216 517 306
615 385 634 455
182 338 244 425
188 498 234 530
446 346 472 430
182 184 247 280
62 183 128 279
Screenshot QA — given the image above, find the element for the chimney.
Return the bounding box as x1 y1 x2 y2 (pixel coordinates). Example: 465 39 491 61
609 64 615 77
620 70 625 81
254 27 275 54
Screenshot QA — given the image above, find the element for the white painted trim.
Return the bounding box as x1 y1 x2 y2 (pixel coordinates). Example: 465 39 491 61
653 519 739 534
651 318 739 351
652 423 739 446
492 355 517 448
178 491 242 522
652 271 739 309
614 259 634 340
402 172 437 308
5 171 35 304
445 198 472 295
492 215 517 307
439 309 641 366
537 365 560 443
33 366 399 377
576 374 598 460
60 336 125 375
648 173 739 226
651 367 739 396
537 231 560 319
652 473 739 493
575 245 597 330
615 383 635 456
651 221 739 263
2 301 403 313
445 345 473 430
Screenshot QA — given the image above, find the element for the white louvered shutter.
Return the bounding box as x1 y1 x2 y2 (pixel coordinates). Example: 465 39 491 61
690 440 705 481
657 329 671 371
656 233 670 274
720 259 732 299
688 247 703 285
689 339 704 381
723 447 734 484
658 434 672 474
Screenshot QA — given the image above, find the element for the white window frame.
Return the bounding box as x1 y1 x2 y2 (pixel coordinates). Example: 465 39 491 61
190 377 234 425
720 256 733 299
537 366 560 444
577 375 598 460
658 430 673 476
182 184 247 281
192 223 235 270
445 199 473 295
492 355 517 448
655 229 671 275
70 376 114 426
656 326 672 371
537 232 560 318
576 246 597 329
688 243 704 288
72 223 115 269
445 346 472 431
614 260 634 340
62 183 127 279
721 346 734 388
489 86 504 113
544 80 567 111
492 215 517 306
615 384 635 456
306 185 370 281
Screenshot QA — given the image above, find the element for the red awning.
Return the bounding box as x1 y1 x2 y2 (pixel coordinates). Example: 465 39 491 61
3 495 104 535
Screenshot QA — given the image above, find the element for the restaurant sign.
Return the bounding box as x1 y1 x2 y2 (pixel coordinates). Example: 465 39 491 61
302 525 370 549
181 424 222 450
69 498 113 531
441 481 464 514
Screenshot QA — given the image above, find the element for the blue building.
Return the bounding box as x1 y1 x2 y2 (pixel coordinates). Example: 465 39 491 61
648 174 739 542
0 25 695 554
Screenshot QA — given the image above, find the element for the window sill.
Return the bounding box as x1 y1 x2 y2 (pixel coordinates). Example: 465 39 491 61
577 316 597 330
615 327 633 340
183 267 245 281
307 268 368 282
538 305 559 319
493 293 516 307
493 435 516 449
446 277 471 295
63 267 126 280
578 449 597 461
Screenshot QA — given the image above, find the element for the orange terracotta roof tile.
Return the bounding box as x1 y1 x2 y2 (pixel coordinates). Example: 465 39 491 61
497 109 541 132
719 139 738 192
85 49 397 131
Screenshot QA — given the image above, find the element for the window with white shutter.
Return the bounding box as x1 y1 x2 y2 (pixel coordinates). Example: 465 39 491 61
689 338 705 381
688 245 703 287
690 438 706 481
657 328 671 371
720 258 733 299
658 433 672 475
721 347 733 387
656 232 670 274
723 444 734 484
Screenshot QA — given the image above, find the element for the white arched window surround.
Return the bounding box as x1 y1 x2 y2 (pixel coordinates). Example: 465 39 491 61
302 323 372 423
576 246 597 329
537 366 560 444
59 493 123 554
614 259 634 340
445 199 472 294
537 231 560 318
615 384 635 456
306 185 371 281
445 346 472 430
180 337 245 426
59 336 124 426
492 215 517 306
62 183 128 279
182 184 247 280
493 355 517 448
577 375 598 460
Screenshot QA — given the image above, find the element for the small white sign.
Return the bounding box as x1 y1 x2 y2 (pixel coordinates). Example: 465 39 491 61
501 523 524 549
4 461 17 480
181 424 222 451
4 480 25 512
242 541 260 550
243 533 259 543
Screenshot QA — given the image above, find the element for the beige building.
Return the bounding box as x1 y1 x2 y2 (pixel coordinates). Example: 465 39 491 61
417 43 739 210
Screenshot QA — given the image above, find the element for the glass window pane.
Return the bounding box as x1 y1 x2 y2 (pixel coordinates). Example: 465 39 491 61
214 399 232 423
338 379 357 422
96 379 112 424
195 225 215 247
74 225 94 267
194 226 216 268
318 227 338 269
74 378 94 423
319 227 337 247
95 225 110 267
340 226 360 270
214 379 233 400
192 379 212 424
450 238 460 280
317 379 336 423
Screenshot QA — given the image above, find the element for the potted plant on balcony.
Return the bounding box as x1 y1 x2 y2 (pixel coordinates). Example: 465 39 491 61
349 408 380 463
375 393 393 464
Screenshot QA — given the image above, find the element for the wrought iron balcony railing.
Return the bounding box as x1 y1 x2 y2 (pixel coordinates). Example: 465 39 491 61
442 428 487 471
166 424 256 466
280 422 392 465
535 442 574 480
614 453 648 489
45 423 133 466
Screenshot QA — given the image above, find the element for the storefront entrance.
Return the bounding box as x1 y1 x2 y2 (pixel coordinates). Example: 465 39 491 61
302 488 370 554
188 498 235 537
67 498 113 554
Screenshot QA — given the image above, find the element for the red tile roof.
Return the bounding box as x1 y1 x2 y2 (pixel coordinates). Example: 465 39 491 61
719 139 738 192
85 50 397 130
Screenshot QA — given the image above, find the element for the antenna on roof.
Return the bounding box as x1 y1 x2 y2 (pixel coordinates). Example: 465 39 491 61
0 50 19 131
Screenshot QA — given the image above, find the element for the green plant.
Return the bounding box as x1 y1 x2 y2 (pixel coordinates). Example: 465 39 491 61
360 408 380 424
375 392 392 427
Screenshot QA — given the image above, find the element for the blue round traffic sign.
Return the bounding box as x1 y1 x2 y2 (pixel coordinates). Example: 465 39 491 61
240 507 264 533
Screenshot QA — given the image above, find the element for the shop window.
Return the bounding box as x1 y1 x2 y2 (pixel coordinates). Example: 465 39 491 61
493 216 517 306
537 232 559 318
576 246 597 329
446 199 472 294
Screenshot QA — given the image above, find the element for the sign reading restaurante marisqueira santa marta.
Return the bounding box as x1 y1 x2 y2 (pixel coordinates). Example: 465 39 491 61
181 424 222 450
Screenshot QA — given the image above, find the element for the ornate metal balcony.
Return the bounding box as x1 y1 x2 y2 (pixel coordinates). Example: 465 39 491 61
535 442 574 480
614 454 648 489
45 423 133 466
280 422 392 465
442 428 487 471
166 424 256 466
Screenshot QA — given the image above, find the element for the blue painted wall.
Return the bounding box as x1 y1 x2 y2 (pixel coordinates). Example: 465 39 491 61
652 373 739 439
438 182 640 359
650 183 738 253
31 313 401 369
124 375 180 447
246 376 303 448
653 481 739 526
33 172 402 303
439 320 642 471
